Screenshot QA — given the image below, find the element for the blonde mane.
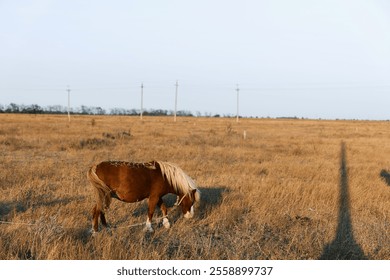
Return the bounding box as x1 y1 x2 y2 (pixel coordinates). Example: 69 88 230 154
156 161 200 202
107 161 157 169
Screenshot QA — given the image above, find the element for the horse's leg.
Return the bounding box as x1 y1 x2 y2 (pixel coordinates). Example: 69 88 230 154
100 211 108 228
144 196 159 232
92 205 109 233
92 205 99 233
157 198 170 229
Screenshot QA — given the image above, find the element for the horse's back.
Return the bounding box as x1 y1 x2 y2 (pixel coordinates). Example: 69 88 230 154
95 161 162 202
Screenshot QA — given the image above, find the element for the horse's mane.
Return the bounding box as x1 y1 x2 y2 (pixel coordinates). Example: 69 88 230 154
156 161 200 202
107 161 157 169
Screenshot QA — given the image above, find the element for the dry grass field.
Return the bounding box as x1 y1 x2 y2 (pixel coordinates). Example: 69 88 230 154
0 114 389 260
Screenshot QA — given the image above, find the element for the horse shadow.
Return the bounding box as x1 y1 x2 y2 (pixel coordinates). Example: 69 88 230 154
34 196 85 208
197 186 228 219
379 169 390 186
0 200 28 217
0 194 85 216
319 142 368 260
125 186 228 221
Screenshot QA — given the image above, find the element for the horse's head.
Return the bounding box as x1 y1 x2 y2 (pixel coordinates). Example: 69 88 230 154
177 189 200 219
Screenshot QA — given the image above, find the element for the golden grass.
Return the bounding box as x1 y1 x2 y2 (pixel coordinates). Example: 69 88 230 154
0 114 389 260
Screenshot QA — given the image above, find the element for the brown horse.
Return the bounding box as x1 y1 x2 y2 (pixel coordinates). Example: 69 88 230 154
87 160 200 233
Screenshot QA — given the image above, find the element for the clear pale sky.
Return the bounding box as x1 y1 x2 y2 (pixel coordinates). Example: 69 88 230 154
1 0 390 119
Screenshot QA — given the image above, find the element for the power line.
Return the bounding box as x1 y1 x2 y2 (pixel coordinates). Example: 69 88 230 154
174 80 178 122
66 85 71 122
2 81 390 120
2 82 390 93
236 84 239 123
140 83 144 120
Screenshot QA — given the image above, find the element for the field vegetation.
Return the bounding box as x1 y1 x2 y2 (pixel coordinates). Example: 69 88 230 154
0 114 389 259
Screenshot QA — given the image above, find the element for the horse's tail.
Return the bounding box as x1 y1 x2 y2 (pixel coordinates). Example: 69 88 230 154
156 161 200 202
87 165 112 211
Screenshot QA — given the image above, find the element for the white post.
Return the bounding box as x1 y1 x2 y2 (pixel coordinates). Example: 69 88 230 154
67 85 71 122
236 84 239 123
140 83 144 120
174 80 178 122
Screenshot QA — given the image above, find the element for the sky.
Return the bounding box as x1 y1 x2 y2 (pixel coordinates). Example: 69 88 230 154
1 0 390 119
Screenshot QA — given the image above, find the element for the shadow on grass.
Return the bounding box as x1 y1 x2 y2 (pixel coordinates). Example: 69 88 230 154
319 142 367 260
0 201 28 217
123 186 228 218
35 196 86 208
197 186 228 219
107 186 229 228
380 169 390 186
0 196 85 220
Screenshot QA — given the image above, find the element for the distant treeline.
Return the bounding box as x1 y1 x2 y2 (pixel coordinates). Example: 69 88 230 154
0 103 225 117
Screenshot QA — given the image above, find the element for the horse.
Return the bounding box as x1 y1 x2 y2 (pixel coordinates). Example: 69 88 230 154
87 160 200 233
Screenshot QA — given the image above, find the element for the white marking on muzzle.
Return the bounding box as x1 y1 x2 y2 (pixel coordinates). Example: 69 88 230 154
184 206 194 219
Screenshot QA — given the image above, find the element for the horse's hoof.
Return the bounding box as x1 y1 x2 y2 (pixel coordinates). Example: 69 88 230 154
105 227 113 236
146 228 154 233
162 218 170 229
143 226 154 233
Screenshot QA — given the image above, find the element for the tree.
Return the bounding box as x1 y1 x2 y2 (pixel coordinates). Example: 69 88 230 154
7 103 20 113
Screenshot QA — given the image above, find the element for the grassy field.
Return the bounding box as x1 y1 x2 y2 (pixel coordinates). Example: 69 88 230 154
0 114 389 260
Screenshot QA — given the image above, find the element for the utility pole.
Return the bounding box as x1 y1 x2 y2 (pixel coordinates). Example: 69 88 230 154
174 80 178 122
140 83 144 120
67 85 71 122
236 84 239 123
